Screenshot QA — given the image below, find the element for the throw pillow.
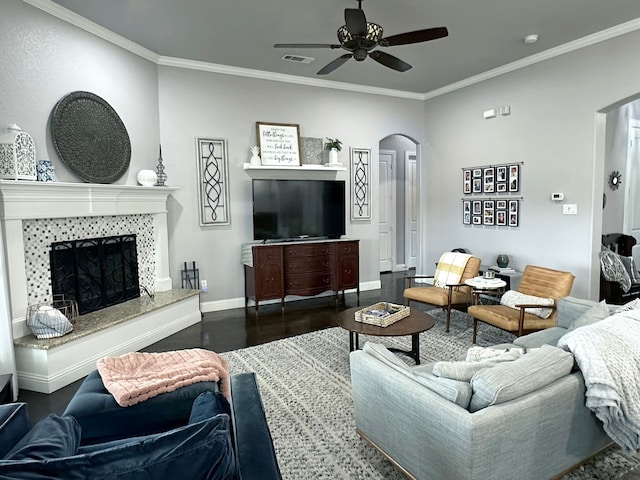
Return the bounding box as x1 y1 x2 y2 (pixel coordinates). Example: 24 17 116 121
618 256 640 284
468 345 574 412
0 414 237 480
188 391 230 424
3 414 80 461
568 300 610 331
600 249 632 293
432 349 523 382
499 290 554 319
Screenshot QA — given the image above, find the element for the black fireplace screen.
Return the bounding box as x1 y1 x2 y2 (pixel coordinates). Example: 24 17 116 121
49 235 140 315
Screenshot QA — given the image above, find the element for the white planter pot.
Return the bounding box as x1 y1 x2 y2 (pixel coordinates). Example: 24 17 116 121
329 148 339 164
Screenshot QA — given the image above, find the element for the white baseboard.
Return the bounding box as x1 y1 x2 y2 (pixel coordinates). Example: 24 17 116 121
200 281 382 313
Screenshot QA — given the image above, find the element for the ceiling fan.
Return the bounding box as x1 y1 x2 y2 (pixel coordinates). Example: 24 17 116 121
274 0 448 75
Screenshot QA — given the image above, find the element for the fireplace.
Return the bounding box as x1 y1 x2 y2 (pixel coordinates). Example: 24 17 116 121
50 234 140 315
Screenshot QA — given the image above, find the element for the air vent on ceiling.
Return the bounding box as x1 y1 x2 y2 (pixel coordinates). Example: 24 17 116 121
281 54 315 64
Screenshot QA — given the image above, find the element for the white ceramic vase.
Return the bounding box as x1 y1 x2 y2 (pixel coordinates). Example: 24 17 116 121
137 169 157 187
329 148 339 164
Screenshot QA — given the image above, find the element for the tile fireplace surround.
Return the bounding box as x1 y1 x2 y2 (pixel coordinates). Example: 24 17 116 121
0 180 201 394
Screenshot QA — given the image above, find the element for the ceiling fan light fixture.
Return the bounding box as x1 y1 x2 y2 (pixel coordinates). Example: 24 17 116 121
337 22 383 47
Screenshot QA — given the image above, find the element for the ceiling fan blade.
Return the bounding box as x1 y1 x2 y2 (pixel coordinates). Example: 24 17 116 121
380 27 448 46
345 8 367 36
369 50 412 72
274 43 341 49
317 54 353 75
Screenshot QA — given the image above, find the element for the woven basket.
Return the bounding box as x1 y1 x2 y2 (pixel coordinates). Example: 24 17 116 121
355 302 410 327
26 295 79 339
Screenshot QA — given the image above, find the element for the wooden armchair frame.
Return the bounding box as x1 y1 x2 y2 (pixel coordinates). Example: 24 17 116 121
468 265 574 343
403 256 481 332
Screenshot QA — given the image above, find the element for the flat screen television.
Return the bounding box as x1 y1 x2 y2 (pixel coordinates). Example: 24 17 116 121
252 179 346 241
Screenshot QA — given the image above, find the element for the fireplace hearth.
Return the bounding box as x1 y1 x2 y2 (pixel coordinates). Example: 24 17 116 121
49 235 140 315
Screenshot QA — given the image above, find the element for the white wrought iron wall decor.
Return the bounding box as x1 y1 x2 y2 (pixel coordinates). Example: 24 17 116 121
350 147 371 220
196 138 230 226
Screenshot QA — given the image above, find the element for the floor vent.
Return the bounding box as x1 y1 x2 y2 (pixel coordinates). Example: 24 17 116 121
281 54 315 64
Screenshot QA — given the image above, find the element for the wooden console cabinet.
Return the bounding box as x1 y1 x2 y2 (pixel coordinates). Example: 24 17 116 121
244 240 359 313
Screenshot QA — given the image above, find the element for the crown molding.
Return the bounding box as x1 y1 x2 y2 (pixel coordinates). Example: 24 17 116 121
21 0 159 63
423 17 640 100
24 0 640 101
156 56 425 100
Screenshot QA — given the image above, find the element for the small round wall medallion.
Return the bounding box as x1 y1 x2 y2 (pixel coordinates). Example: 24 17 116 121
608 170 622 190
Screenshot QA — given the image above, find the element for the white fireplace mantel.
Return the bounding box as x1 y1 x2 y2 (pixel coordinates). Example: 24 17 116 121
0 180 179 337
0 180 178 220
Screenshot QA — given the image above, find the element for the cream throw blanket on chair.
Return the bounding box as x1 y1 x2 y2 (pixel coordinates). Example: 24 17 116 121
434 252 472 288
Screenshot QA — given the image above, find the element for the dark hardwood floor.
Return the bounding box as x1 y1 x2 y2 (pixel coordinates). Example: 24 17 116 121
17 271 409 423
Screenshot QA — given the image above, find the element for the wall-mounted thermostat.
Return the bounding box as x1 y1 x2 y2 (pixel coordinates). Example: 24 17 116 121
551 193 564 201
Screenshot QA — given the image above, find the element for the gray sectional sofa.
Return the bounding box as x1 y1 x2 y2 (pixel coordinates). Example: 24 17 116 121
349 296 615 480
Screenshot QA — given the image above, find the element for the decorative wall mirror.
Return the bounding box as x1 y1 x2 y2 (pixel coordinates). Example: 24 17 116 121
608 170 622 190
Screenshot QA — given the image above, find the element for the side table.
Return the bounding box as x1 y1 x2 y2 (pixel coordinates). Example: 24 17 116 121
0 373 13 404
465 277 507 305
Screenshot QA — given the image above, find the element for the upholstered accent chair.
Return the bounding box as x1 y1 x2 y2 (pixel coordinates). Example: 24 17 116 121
403 254 481 332
468 265 575 343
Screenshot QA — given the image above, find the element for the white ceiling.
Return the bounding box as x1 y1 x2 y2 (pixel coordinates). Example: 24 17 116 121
46 0 640 95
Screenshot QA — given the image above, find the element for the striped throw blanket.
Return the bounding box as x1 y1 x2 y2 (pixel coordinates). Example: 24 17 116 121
97 348 229 407
434 252 472 288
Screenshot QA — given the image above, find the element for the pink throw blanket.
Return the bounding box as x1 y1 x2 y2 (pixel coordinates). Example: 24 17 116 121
97 348 229 407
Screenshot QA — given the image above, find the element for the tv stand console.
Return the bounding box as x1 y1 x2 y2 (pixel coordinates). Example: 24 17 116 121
243 239 359 313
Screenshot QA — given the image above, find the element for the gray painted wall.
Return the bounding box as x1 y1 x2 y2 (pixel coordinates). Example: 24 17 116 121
421 28 640 299
157 67 426 307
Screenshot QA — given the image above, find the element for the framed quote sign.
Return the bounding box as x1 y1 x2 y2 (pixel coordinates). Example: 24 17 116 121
256 122 301 166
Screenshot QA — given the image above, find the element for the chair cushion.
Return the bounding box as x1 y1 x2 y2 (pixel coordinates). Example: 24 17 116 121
3 414 80 461
500 290 554 318
468 345 574 412
0 414 237 480
403 286 470 307
468 304 557 333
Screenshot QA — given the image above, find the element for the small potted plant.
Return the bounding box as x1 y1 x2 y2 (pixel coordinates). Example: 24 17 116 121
325 138 342 165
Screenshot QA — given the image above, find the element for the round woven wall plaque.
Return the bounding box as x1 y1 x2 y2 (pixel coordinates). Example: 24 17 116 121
51 91 131 184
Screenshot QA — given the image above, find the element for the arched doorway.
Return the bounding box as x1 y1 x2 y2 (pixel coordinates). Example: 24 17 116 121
378 134 419 273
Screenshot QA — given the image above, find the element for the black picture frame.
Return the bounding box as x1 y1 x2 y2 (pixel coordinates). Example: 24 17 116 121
483 167 495 193
472 215 482 225
508 200 519 226
472 178 482 193
463 169 472 194
472 168 482 178
463 200 471 224
472 200 482 215
508 164 520 192
496 209 507 226
483 200 495 225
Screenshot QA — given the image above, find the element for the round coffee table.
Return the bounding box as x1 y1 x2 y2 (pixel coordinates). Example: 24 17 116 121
335 306 436 364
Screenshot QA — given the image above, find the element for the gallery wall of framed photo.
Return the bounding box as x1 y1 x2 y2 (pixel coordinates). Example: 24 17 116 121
462 163 522 227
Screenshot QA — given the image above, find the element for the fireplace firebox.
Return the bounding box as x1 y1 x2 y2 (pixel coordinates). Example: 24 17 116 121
49 235 140 315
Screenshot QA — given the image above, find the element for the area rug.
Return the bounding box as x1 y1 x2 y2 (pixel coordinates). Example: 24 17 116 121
221 309 640 479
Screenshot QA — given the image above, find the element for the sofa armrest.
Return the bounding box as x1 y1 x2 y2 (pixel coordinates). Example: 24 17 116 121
0 403 30 458
229 372 282 480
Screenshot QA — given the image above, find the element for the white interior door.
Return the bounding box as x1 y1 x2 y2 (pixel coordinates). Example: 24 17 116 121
379 150 395 272
624 119 640 239
405 152 418 269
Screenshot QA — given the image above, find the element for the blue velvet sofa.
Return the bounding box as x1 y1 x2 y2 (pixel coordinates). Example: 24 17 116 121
0 372 281 480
